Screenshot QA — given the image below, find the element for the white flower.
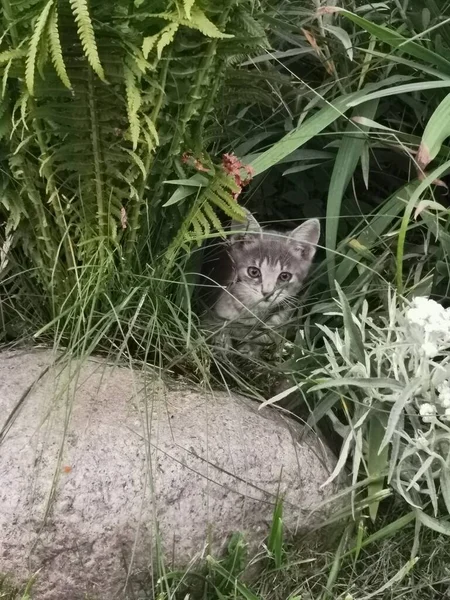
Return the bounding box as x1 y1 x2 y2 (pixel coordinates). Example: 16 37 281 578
422 341 438 358
419 402 437 422
438 381 450 408
444 408 450 422
406 297 450 357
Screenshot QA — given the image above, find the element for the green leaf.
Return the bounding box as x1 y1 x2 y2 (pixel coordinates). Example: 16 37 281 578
335 182 417 286
267 498 283 568
367 415 389 522
163 174 209 186
248 75 411 175
157 23 179 59
183 0 196 19
396 159 450 292
324 24 353 61
417 92 450 169
283 162 323 175
26 0 54 95
0 48 27 65
379 379 422 452
124 66 141 150
348 80 450 108
310 378 402 392
349 512 415 553
322 431 353 487
47 6 71 90
326 101 378 287
162 186 197 208
440 466 450 516
333 8 450 75
142 35 158 59
185 8 234 38
69 0 105 81
206 558 260 600
416 510 450 535
335 282 366 364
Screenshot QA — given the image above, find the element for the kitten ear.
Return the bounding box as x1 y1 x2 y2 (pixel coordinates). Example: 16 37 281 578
289 219 320 259
230 209 261 242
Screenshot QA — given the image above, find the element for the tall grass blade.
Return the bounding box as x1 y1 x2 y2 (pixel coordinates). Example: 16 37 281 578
326 101 378 287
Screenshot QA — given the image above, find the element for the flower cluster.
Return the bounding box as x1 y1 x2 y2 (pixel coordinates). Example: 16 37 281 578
405 297 450 358
221 153 254 200
402 297 450 422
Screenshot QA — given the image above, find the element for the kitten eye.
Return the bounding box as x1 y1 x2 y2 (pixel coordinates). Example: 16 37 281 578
278 271 292 282
247 266 261 278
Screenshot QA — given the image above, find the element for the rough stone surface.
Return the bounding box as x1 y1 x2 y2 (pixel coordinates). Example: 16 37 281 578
0 349 340 599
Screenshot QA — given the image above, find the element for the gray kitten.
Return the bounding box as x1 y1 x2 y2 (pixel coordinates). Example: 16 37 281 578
203 210 320 355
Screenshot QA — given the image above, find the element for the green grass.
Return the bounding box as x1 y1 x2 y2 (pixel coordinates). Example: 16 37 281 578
152 498 450 600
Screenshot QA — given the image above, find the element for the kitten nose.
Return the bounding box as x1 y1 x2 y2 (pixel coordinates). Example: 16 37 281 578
262 290 272 298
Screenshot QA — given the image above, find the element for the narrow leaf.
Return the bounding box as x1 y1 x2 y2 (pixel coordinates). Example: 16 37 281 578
417 93 450 169
26 0 54 95
416 510 450 535
183 0 196 19
396 159 450 292
69 0 105 81
325 25 353 61
335 282 366 363
367 415 389 522
157 23 179 58
440 466 450 516
310 378 402 392
326 101 378 287
47 6 71 89
333 8 450 75
379 379 421 452
249 75 412 175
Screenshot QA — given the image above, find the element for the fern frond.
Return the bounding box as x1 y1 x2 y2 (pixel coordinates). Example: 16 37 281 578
47 6 71 89
190 213 205 244
0 48 27 65
202 199 222 231
25 0 54 95
124 65 141 150
69 0 105 81
157 23 179 59
10 0 42 14
182 0 196 19
142 114 159 146
163 167 245 263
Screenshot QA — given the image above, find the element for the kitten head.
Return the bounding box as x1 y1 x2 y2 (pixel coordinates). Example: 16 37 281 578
227 210 320 311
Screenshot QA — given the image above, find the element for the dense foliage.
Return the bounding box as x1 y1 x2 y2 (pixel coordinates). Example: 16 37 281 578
3 0 450 597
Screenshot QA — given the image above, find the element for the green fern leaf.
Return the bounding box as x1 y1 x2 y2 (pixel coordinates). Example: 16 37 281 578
156 9 233 39
142 114 159 146
47 6 71 89
215 170 241 195
69 0 106 81
0 48 27 65
2 60 13 98
204 188 239 219
191 214 204 244
142 35 158 59
124 65 141 149
183 8 234 39
202 199 223 233
183 0 196 19
157 23 179 59
25 0 54 95
123 148 147 178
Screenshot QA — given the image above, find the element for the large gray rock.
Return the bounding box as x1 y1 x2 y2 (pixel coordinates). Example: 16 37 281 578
0 349 340 599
